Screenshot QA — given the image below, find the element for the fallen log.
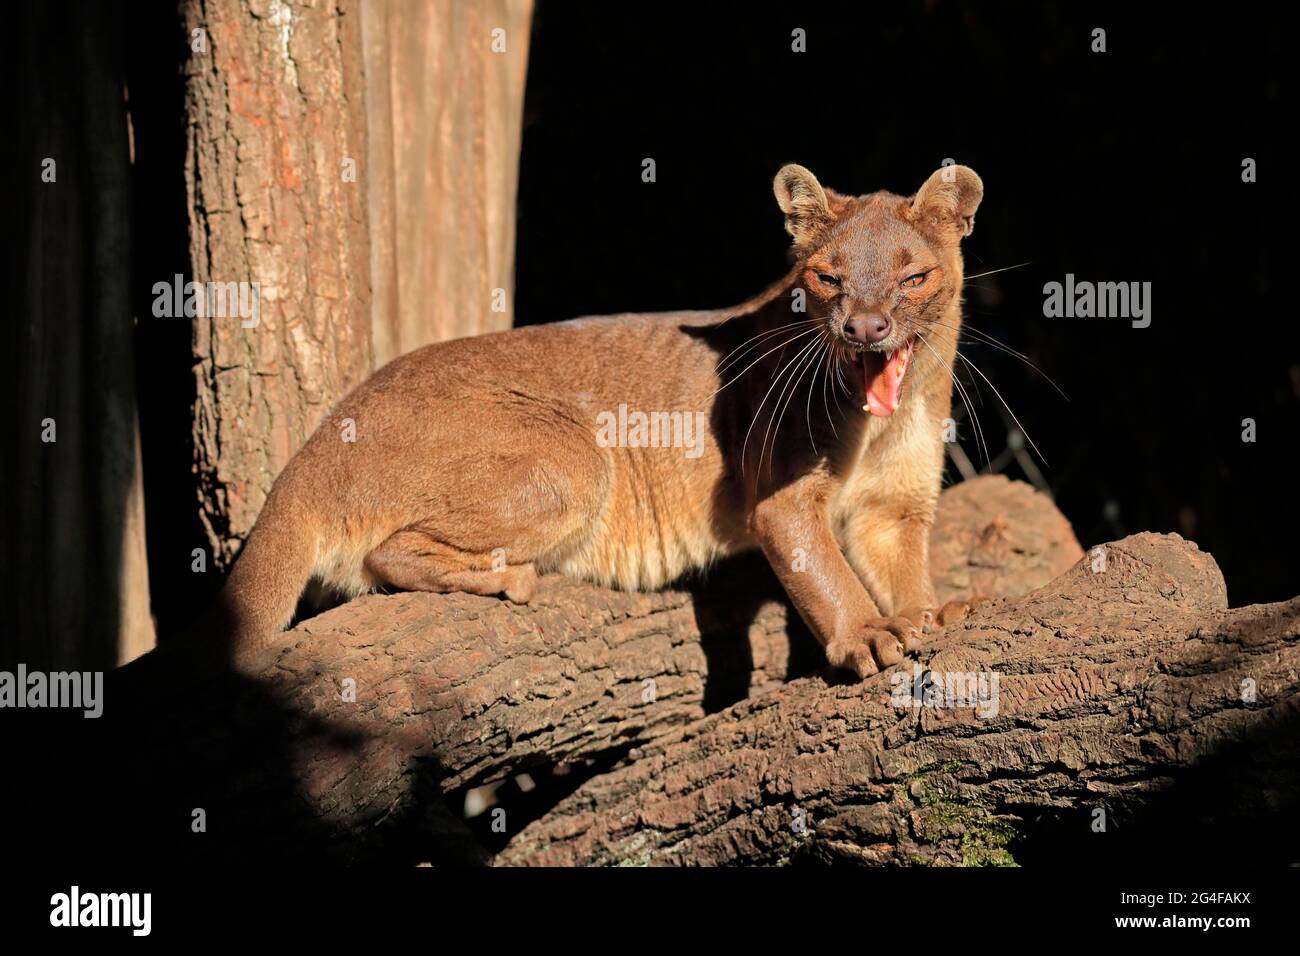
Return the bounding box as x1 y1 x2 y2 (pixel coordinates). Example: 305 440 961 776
50 475 1077 864
261 472 1079 798
497 533 1300 866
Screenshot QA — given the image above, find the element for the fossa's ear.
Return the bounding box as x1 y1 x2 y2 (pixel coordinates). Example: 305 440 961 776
773 164 837 247
908 164 983 241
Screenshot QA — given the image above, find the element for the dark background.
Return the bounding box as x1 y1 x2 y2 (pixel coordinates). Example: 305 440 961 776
1 0 1296 889
515 1 1292 605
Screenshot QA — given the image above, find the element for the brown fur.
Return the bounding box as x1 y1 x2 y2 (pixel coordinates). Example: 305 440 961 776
217 164 985 678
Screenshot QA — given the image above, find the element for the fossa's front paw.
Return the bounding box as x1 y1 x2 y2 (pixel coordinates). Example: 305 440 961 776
825 616 925 679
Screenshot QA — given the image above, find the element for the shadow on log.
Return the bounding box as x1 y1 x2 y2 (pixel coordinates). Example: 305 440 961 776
498 533 1300 866
32 476 1294 867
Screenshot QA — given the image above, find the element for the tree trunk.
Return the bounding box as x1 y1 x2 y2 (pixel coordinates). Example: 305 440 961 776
361 0 533 364
1 0 153 669
182 0 373 570
498 534 1300 866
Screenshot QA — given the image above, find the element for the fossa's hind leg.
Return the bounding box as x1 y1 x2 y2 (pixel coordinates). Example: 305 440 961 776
364 425 610 604
365 531 539 603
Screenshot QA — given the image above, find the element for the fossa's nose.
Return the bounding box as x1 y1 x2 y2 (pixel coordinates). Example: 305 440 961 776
844 311 891 344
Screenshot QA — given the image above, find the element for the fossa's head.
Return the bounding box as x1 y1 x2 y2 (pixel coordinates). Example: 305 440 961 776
773 163 983 417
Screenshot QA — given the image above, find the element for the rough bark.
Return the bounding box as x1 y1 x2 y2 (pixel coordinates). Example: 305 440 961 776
106 476 1079 862
497 533 1300 866
928 474 1082 605
183 0 373 569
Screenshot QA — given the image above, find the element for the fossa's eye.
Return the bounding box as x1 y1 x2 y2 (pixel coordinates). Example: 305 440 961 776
816 273 841 287
901 271 929 288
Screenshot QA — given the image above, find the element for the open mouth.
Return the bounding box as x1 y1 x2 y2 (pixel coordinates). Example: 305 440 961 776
858 340 915 417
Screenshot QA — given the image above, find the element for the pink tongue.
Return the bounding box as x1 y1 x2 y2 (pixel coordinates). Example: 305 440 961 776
864 343 913 417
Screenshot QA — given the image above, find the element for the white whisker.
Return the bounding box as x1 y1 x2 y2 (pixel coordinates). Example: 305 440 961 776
763 333 825 476
914 327 990 469
964 261 1031 281
749 333 824 477
711 326 821 400
956 351 1049 466
716 319 817 375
